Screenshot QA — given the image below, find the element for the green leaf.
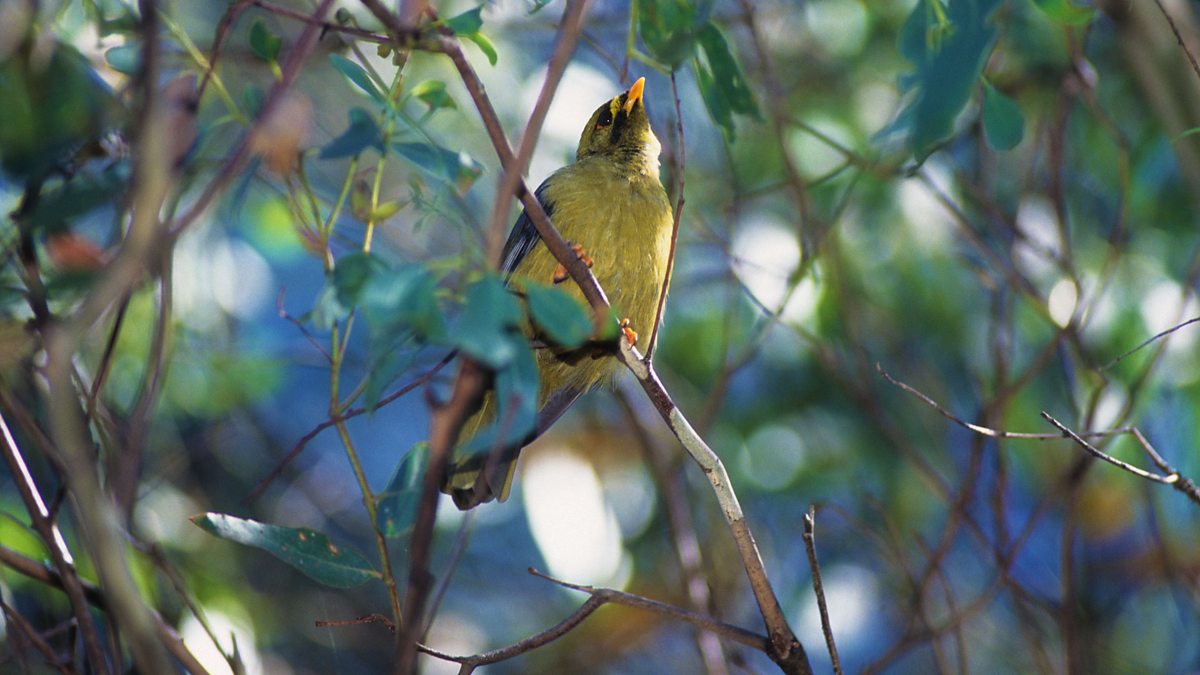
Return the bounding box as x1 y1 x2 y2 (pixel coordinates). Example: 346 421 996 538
104 44 140 75
524 283 592 349
451 275 523 369
894 0 1003 159
1030 0 1095 26
243 84 265 116
376 443 429 537
359 263 446 342
319 108 382 159
192 513 378 589
249 20 282 62
391 142 483 192
459 333 540 457
410 80 457 111
28 161 130 232
981 82 1024 151
332 251 388 308
0 42 122 179
329 53 384 102
693 21 759 141
444 7 484 34
638 0 714 67
465 32 499 66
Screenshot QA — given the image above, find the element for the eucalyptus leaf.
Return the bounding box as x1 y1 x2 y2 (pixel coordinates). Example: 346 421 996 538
895 0 1003 159
638 0 714 67
28 161 130 232
451 275 523 369
392 142 483 191
319 108 382 159
375 443 429 537
192 513 378 589
981 82 1024 151
249 20 282 62
694 21 759 141
330 53 384 102
524 283 592 349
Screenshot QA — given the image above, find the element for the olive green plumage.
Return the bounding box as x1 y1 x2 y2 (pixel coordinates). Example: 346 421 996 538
441 78 674 509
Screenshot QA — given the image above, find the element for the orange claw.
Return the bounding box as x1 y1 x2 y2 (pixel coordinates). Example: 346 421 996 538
552 243 594 284
619 318 638 345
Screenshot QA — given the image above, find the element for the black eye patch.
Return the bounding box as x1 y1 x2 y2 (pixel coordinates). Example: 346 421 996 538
596 108 614 128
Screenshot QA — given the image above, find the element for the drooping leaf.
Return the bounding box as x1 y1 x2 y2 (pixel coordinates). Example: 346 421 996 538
192 513 378 589
981 82 1024 151
694 21 759 141
464 32 499 66
1030 0 1095 26
524 282 592 349
450 275 523 369
376 443 429 537
319 108 382 159
249 20 282 62
329 53 384 102
441 7 498 65
391 142 483 192
894 0 1003 159
638 0 714 67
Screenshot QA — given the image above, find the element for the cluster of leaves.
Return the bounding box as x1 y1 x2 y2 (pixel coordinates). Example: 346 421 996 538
637 0 759 139
889 0 1095 159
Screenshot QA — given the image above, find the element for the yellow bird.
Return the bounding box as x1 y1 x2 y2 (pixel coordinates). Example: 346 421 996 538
441 77 674 509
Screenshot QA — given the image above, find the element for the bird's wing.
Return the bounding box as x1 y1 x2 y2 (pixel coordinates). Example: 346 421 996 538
499 179 553 279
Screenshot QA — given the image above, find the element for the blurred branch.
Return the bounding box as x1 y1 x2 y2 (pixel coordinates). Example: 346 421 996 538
0 598 73 675
417 567 769 674
618 340 809 673
615 387 729 674
484 0 590 265
0 545 211 675
0 411 107 672
1100 316 1200 370
802 506 841 675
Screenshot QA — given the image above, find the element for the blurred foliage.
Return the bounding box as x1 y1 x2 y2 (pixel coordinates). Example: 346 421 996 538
2 0 1200 674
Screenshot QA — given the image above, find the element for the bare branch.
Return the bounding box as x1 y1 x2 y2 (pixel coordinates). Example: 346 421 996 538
803 506 842 675
1039 412 1200 505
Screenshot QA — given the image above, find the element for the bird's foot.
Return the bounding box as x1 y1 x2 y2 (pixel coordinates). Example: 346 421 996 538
552 243 594 284
619 318 638 345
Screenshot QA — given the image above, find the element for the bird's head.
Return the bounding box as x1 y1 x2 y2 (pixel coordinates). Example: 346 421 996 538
576 77 661 174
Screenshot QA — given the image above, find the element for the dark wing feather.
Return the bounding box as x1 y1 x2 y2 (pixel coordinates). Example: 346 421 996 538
499 179 553 280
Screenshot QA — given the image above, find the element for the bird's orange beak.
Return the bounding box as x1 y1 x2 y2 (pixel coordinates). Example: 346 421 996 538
623 77 645 115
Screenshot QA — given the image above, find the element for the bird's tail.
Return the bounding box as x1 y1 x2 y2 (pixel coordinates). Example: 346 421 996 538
439 392 522 509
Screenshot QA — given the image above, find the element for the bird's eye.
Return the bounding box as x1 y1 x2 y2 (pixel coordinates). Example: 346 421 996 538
595 109 614 129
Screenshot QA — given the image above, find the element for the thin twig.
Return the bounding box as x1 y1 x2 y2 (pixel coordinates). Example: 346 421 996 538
1153 0 1200 83
1039 412 1200 504
245 355 451 504
645 70 685 360
417 568 768 673
803 506 842 675
484 0 591 266
1100 316 1200 370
